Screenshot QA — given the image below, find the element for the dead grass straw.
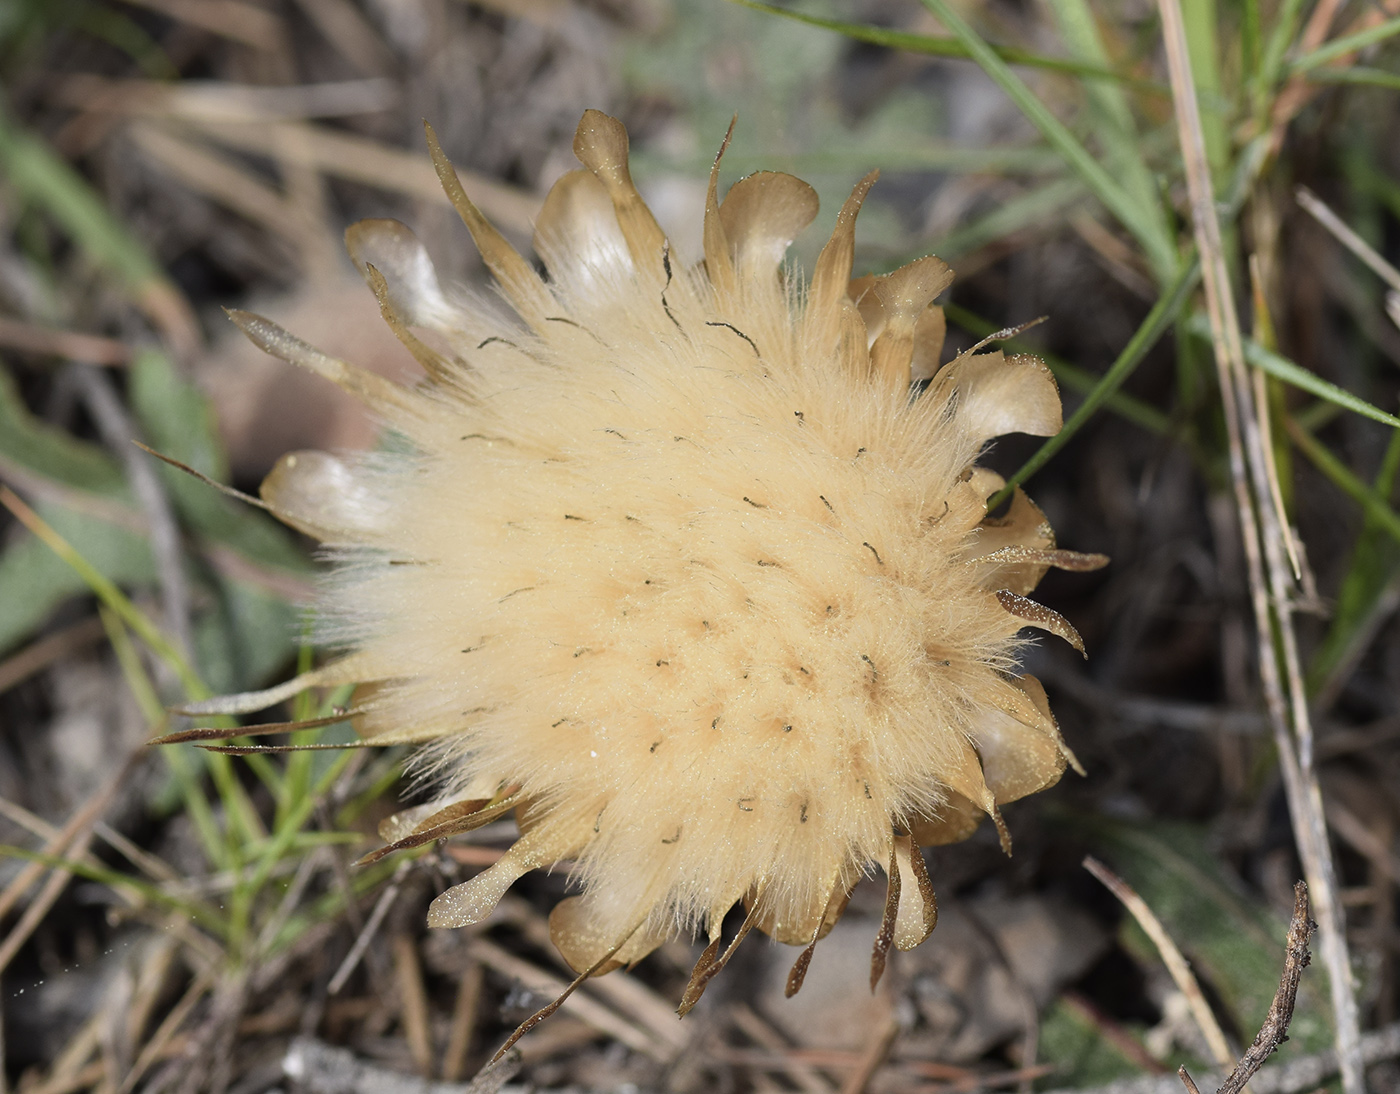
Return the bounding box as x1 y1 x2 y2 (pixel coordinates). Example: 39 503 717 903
1155 0 1365 1090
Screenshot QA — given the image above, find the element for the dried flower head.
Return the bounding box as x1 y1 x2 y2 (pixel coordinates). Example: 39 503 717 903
211 110 1105 1019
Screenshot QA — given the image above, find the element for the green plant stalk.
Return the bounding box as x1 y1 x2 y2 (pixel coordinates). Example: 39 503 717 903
0 487 201 694
1185 317 1400 427
1254 0 1309 110
1307 425 1400 693
1287 418 1400 546
1242 0 1262 82
263 856 403 958
101 605 228 872
989 256 1202 508
1048 0 1169 238
726 0 1165 89
0 844 229 934
1305 66 1400 91
276 641 320 833
916 0 1179 282
0 96 180 324
1291 16 1400 72
228 747 357 959
1 486 267 863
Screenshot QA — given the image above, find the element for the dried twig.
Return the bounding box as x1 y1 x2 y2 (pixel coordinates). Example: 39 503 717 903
1296 186 1400 295
327 858 410 994
1179 882 1313 1094
1155 1 1364 1090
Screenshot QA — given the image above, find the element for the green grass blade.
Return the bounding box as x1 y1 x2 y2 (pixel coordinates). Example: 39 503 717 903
1242 0 1262 79
0 485 203 696
0 486 270 866
0 844 229 935
1048 0 1169 237
1291 17 1400 73
1303 65 1400 91
0 366 126 496
1186 316 1400 427
989 257 1201 507
726 0 1164 88
0 96 175 310
933 177 1085 258
1307 427 1400 693
231 747 357 957
100 606 229 873
1287 418 1400 546
276 641 320 832
1255 0 1309 103
915 0 1179 281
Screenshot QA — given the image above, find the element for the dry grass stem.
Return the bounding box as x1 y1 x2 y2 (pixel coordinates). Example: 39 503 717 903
0 316 131 366
0 753 136 971
115 968 217 1094
1061 992 1170 1075
1084 856 1236 1071
728 1002 839 1094
128 124 326 277
392 935 434 1075
442 959 484 1081
114 0 284 50
1296 186 1400 294
8 1 1400 1088
326 859 409 995
1048 1020 1400 1094
0 616 106 695
1156 0 1365 1089
55 75 398 122
289 0 397 75
75 364 193 659
838 1017 901 1094
1325 800 1400 885
466 937 661 1060
1296 185 1400 331
190 120 539 237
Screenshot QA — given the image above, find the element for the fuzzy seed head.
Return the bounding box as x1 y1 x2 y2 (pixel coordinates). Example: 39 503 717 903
227 111 1104 998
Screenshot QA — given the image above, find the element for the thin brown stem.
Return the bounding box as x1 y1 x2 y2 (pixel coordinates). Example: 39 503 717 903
1218 883 1315 1094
